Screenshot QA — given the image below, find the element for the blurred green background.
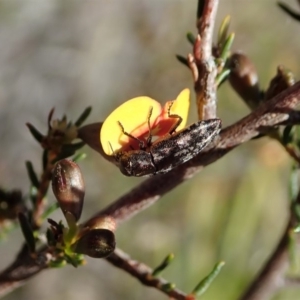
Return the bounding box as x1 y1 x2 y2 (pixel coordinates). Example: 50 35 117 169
1 1 300 299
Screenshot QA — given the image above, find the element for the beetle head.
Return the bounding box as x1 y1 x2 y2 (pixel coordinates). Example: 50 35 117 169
116 150 156 177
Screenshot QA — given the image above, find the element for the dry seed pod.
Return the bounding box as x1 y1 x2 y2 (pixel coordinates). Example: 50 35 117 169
72 229 116 258
52 159 85 222
84 215 116 232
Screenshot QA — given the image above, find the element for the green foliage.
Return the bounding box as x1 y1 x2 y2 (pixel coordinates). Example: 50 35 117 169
192 261 225 297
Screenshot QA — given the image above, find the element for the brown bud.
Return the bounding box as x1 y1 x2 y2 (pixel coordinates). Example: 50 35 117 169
228 52 261 110
264 65 295 101
52 159 85 222
84 215 116 232
72 229 116 258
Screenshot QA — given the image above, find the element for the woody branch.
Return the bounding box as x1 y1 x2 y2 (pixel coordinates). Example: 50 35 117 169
1 80 300 298
1 0 300 299
189 0 219 120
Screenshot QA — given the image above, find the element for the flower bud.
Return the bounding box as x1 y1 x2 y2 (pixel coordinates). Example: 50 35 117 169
52 159 85 222
228 52 261 110
71 229 116 258
264 65 295 101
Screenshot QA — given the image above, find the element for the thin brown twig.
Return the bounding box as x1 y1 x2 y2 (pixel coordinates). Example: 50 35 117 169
106 248 192 300
239 174 300 300
194 0 219 120
90 82 300 224
0 245 51 298
1 81 300 297
0 2 223 296
285 276 300 286
284 144 300 164
2 1 300 296
0 245 190 300
239 218 292 300
196 0 218 61
32 161 53 228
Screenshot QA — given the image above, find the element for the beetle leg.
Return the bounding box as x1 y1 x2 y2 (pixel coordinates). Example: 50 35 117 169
145 106 153 147
117 121 145 149
167 101 182 134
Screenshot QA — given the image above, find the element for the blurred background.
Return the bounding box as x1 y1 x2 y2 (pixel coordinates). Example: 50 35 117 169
1 0 300 299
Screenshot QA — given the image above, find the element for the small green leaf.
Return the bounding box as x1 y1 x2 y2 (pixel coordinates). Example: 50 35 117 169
64 254 79 267
75 107 92 127
26 123 44 144
216 69 231 87
64 254 84 268
41 202 59 220
176 54 189 67
192 261 225 296
73 153 87 162
64 253 84 267
220 32 235 62
64 212 77 237
18 212 36 253
161 283 176 292
218 15 231 47
54 142 86 161
187 32 196 45
49 258 67 268
25 161 40 189
152 253 175 276
278 2 300 22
